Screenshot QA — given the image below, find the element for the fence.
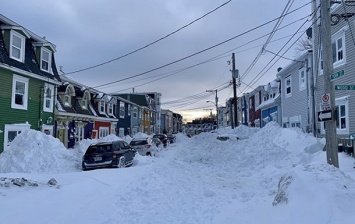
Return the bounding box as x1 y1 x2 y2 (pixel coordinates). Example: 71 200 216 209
337 138 355 158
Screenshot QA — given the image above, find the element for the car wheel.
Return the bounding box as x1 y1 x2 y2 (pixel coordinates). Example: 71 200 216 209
118 156 126 168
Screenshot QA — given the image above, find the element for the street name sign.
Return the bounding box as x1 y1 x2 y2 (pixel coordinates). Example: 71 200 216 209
330 70 344 80
317 110 332 122
335 85 355 90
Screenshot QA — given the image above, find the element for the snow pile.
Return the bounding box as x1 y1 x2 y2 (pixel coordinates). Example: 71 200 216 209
0 129 81 173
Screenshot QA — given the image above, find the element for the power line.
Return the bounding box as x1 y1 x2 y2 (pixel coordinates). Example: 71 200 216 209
91 1 312 89
241 0 295 79
65 0 232 75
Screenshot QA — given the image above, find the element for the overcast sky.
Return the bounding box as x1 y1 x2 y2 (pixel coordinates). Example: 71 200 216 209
2 0 312 121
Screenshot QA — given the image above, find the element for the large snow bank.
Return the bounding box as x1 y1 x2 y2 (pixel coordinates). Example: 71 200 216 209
0 129 81 173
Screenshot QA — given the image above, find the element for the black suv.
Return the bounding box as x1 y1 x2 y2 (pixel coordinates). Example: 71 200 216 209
82 140 136 170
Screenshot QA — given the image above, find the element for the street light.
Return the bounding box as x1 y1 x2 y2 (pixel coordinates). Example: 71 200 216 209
206 100 218 129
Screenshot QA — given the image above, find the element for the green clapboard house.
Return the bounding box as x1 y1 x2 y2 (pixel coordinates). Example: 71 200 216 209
0 14 61 153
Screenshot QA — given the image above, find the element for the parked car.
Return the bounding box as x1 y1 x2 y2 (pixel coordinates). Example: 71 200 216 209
167 134 176 144
130 137 155 156
153 134 168 147
82 140 136 171
152 137 161 147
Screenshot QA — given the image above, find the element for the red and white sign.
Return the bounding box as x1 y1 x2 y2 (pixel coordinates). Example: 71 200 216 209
321 93 331 110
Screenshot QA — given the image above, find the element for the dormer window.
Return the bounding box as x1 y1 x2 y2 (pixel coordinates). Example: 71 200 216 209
82 91 90 109
64 85 75 106
108 103 113 115
43 83 54 112
41 48 52 72
10 30 25 62
99 100 105 113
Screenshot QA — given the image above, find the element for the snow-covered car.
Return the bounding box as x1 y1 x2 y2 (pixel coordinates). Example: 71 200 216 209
130 137 155 156
167 134 176 144
82 140 136 170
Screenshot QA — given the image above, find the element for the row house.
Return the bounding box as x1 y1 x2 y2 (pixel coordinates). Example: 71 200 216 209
247 86 263 127
161 109 173 134
55 76 118 148
277 50 314 133
0 14 61 152
312 1 354 138
257 79 281 127
172 112 183 133
115 93 156 135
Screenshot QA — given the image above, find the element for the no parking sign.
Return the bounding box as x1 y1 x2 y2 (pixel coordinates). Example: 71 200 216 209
321 93 331 110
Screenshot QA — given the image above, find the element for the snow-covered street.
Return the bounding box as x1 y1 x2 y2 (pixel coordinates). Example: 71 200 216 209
1 123 355 224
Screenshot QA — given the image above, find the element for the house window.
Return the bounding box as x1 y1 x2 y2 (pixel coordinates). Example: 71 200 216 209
99 127 109 138
11 74 29 110
10 30 25 62
64 85 74 106
319 31 346 73
139 109 142 119
255 92 259 107
133 106 138 118
41 48 52 72
299 68 306 91
335 105 347 129
108 103 113 115
99 100 105 114
4 124 30 150
43 83 54 112
322 98 349 134
75 126 84 142
285 76 292 97
120 102 125 118
128 104 131 116
82 91 90 109
332 33 345 67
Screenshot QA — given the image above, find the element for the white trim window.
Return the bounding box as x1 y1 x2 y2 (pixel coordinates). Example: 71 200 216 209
285 75 292 97
75 125 84 142
82 91 90 109
40 47 52 72
11 74 29 110
332 31 346 68
299 68 306 91
4 123 30 150
99 100 105 114
133 106 138 118
108 102 113 115
64 85 75 106
10 30 25 62
119 102 125 118
321 97 349 135
43 83 54 112
99 127 109 138
110 123 116 135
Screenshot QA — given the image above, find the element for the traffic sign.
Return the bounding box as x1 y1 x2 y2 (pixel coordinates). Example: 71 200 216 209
318 110 332 122
330 70 344 80
321 93 331 110
335 85 355 90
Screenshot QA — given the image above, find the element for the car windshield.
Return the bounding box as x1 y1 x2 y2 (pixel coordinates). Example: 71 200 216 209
86 144 112 154
130 140 148 146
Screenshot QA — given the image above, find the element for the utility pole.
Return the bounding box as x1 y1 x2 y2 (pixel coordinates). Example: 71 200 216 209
320 0 339 167
206 89 218 128
231 53 238 128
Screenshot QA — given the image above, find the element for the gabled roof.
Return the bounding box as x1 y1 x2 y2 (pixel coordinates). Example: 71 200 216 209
0 15 60 82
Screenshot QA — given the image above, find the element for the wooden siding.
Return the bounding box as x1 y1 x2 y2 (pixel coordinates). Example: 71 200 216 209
0 67 54 152
312 2 355 137
279 55 310 131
